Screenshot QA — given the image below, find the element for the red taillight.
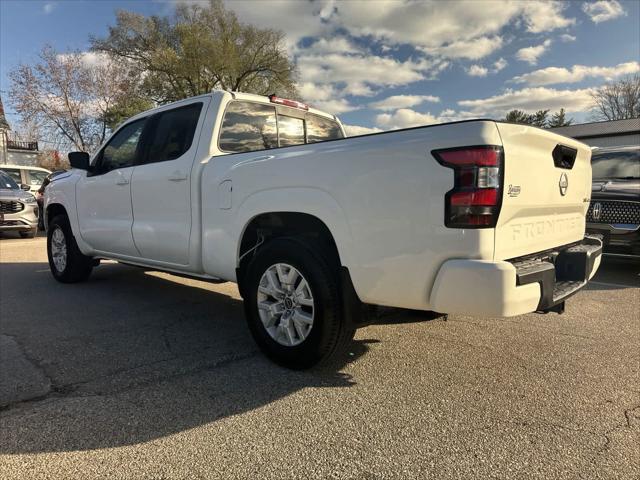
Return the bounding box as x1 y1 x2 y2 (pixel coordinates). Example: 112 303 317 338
432 146 503 229
450 188 498 206
269 95 309 110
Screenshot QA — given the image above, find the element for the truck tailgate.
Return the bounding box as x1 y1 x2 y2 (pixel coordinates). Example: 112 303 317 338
495 123 592 260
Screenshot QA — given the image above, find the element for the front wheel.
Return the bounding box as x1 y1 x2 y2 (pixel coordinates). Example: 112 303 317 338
243 237 355 369
47 214 93 283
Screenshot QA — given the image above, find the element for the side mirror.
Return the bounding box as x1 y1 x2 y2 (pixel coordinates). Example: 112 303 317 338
20 184 31 191
68 151 91 170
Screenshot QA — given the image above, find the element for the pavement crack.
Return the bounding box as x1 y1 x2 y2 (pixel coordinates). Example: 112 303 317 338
0 349 260 414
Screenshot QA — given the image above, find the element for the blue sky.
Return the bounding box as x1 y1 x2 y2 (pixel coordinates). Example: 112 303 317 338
1 0 639 135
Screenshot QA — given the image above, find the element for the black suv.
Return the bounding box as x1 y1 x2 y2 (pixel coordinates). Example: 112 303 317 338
586 145 640 257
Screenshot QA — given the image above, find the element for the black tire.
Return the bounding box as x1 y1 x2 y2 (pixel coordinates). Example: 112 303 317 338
19 229 37 238
244 237 355 369
47 214 93 283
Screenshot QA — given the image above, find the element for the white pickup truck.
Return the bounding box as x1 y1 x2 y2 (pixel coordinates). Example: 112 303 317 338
45 90 602 368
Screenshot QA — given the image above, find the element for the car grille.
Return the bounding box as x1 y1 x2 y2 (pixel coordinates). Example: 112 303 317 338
0 200 24 214
587 200 640 224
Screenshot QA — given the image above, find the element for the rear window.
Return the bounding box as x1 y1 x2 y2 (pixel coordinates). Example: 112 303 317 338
278 115 305 147
218 101 344 153
307 114 344 143
591 150 640 180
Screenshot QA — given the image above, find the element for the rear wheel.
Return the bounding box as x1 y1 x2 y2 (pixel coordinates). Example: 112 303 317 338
47 214 93 283
244 237 355 369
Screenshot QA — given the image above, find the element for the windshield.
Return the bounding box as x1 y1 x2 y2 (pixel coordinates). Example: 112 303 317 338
591 150 640 180
0 171 19 190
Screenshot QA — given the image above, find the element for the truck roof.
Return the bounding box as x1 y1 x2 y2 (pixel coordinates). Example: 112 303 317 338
126 90 339 125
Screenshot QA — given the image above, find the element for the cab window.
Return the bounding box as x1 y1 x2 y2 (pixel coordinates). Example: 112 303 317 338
219 102 278 153
307 114 344 143
278 115 305 147
95 118 146 173
146 103 203 163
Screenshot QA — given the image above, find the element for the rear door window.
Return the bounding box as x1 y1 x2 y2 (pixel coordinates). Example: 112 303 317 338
219 102 278 153
277 115 305 147
146 103 203 163
306 115 344 143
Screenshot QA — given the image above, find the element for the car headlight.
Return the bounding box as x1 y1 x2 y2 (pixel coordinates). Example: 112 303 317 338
20 195 36 203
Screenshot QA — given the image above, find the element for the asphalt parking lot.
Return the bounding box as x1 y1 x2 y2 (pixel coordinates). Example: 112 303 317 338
0 234 638 479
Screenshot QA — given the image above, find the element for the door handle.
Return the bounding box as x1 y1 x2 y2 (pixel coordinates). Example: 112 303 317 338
168 171 188 182
115 177 129 185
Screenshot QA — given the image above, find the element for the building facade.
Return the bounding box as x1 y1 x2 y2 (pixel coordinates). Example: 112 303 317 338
551 118 640 148
0 95 40 167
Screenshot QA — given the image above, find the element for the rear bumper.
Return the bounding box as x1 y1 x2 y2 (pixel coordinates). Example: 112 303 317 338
430 235 602 317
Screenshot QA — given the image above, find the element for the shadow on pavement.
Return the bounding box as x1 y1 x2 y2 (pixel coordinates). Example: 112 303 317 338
0 261 370 453
588 256 640 290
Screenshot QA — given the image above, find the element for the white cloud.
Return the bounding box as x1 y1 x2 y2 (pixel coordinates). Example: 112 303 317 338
297 53 445 93
512 61 640 86
582 1 626 24
297 82 360 113
375 108 440 130
422 36 504 60
516 39 552 65
43 2 55 14
300 37 361 55
493 58 508 72
311 98 360 114
560 34 576 42
56 51 111 68
369 94 440 111
467 65 489 77
225 0 575 55
343 124 383 136
520 1 576 32
458 87 595 117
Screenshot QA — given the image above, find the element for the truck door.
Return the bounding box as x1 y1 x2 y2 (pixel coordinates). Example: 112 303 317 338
76 118 147 257
130 100 206 265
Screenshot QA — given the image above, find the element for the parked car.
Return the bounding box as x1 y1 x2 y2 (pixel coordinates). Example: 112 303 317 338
0 170 39 238
44 90 602 368
586 145 640 257
0 164 52 194
36 170 67 230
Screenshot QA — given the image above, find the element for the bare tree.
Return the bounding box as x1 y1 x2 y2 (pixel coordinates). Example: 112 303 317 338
590 74 640 121
9 46 141 153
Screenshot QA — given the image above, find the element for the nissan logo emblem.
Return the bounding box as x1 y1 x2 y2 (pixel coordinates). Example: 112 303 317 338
592 202 602 221
559 172 568 196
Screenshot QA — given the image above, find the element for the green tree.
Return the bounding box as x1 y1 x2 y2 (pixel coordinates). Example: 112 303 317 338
548 108 573 127
529 109 549 127
504 109 532 124
91 0 297 104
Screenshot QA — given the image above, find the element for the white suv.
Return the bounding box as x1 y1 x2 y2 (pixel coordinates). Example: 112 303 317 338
1 165 51 193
